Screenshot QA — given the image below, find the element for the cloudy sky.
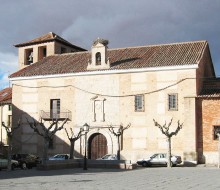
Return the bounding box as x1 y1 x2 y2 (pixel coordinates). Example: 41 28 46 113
0 0 220 89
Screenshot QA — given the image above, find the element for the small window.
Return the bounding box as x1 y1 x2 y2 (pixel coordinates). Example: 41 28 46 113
96 52 101 65
135 95 144 112
213 126 220 140
168 94 178 111
50 99 60 119
8 104 12 111
25 48 33 65
38 46 47 61
8 115 12 127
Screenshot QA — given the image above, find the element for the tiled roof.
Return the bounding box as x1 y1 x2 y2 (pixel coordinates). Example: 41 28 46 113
198 78 220 98
0 87 12 104
10 40 208 78
14 32 86 51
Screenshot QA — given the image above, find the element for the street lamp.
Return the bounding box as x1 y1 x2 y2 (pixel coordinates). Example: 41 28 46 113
82 123 90 170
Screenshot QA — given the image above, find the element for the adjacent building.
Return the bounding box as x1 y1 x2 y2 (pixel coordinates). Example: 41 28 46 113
0 87 12 147
9 32 218 164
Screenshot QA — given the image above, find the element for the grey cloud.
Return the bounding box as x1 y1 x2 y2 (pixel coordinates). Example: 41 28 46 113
0 0 220 77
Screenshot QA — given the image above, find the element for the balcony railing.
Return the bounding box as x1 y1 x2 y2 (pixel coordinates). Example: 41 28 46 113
40 110 72 121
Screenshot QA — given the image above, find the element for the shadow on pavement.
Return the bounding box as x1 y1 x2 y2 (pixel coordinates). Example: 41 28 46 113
0 167 128 180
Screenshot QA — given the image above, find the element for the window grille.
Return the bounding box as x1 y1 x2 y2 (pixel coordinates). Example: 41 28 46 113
135 95 144 112
168 94 178 111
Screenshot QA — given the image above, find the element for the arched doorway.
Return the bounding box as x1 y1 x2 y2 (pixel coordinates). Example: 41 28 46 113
88 133 107 159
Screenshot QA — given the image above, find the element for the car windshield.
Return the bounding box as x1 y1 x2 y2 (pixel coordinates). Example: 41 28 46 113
102 155 110 159
150 154 158 158
54 155 64 158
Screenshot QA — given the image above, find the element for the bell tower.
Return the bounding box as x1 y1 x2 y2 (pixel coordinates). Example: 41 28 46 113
15 32 86 70
87 38 110 70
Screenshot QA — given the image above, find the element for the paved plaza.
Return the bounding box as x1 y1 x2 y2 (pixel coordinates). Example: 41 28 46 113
0 166 220 190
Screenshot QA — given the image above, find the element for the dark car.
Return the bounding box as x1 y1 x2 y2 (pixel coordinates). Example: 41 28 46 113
49 154 70 160
11 154 41 169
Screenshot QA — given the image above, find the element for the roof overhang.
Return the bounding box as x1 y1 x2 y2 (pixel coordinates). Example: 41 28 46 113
10 64 198 81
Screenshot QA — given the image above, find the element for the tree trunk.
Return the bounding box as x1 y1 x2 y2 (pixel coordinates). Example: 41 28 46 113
42 138 49 165
70 141 75 159
7 136 12 170
117 135 120 160
167 137 172 168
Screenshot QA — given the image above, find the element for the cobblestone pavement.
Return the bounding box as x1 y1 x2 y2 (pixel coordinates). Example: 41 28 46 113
0 166 220 190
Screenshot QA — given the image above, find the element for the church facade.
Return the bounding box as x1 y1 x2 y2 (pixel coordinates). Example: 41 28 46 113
9 32 217 164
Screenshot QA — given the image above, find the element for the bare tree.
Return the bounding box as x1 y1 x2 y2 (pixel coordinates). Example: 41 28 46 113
153 118 183 168
109 123 131 160
65 127 83 159
2 121 20 170
26 118 68 165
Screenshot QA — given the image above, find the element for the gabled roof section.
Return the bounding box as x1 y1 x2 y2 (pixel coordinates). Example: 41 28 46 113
14 32 86 51
0 87 12 105
10 40 210 78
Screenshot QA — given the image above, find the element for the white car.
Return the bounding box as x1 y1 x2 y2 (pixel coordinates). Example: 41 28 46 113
49 154 70 160
137 153 182 167
0 154 19 170
96 154 117 160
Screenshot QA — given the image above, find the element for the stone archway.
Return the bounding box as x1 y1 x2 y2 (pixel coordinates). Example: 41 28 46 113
88 133 107 159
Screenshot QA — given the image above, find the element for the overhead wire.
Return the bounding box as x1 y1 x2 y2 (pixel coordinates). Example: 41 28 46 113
12 77 196 98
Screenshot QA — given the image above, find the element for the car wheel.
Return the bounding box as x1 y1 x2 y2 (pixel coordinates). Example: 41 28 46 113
142 162 148 167
170 162 173 167
21 162 27 170
166 162 173 167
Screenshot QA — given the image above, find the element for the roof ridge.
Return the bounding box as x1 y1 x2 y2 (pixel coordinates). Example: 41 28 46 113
109 40 207 51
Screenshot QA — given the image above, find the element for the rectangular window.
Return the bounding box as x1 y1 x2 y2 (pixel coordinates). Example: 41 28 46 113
50 99 60 119
8 104 12 111
8 115 12 127
213 126 220 140
38 46 47 61
168 94 178 111
25 48 33 65
135 95 144 112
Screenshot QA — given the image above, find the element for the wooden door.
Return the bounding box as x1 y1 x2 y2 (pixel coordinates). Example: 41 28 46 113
88 133 107 159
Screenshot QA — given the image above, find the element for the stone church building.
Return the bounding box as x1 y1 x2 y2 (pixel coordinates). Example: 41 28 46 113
9 32 220 164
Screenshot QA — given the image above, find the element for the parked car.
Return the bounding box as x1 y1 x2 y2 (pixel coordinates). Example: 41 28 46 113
136 153 182 167
11 154 41 169
0 154 19 170
96 154 117 160
49 154 70 160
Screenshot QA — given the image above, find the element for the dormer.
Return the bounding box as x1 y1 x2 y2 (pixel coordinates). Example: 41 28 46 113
15 32 86 70
87 38 110 70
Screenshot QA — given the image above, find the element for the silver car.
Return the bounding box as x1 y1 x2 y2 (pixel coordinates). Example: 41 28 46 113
0 154 19 170
137 153 182 167
96 154 117 160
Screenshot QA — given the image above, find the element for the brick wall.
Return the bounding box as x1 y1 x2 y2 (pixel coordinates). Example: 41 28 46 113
197 97 220 164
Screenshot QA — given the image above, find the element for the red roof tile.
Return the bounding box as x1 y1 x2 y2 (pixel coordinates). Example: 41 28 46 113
0 87 12 104
14 32 86 51
10 40 209 78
